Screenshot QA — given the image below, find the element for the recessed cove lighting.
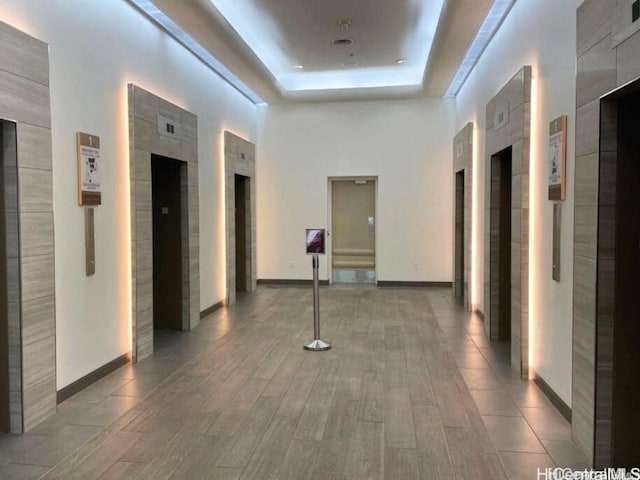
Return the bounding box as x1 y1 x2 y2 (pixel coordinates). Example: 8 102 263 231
444 0 516 97
396 59 406 64
294 65 304 70
332 38 353 46
126 0 264 103
209 0 445 92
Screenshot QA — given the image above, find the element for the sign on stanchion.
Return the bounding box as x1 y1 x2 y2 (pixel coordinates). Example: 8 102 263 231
304 229 331 351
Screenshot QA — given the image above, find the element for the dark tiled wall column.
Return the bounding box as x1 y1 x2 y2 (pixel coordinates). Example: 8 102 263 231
224 132 256 306
128 85 200 361
483 67 531 379
453 123 473 310
0 20 56 432
573 0 640 466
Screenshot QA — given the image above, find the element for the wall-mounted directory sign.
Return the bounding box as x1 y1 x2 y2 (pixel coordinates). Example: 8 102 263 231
77 132 101 205
548 116 567 201
306 229 326 254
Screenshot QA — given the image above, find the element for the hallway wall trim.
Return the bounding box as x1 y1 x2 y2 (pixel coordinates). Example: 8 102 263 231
200 301 224 319
56 353 131 404
128 85 200 362
377 281 453 288
257 279 331 286
533 372 572 423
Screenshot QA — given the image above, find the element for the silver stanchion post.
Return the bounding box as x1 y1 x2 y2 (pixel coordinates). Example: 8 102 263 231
304 254 331 351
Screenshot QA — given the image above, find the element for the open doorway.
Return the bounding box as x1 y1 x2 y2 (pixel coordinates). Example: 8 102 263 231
595 80 640 467
235 174 250 295
151 154 187 333
454 170 465 303
329 178 376 284
489 147 512 342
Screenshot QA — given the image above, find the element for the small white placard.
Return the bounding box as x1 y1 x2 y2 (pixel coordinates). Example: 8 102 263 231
495 101 510 130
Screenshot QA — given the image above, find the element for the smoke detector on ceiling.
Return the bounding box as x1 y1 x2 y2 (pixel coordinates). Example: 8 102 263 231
337 19 353 31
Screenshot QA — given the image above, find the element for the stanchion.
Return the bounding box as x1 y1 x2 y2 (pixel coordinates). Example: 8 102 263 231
304 254 331 351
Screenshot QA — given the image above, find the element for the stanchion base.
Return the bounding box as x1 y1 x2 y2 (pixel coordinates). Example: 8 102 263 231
304 339 331 351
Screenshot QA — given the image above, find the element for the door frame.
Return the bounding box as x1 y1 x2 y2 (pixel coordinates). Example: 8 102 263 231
224 132 256 306
0 21 56 433
128 85 200 362
592 76 640 467
327 176 379 284
483 67 531 380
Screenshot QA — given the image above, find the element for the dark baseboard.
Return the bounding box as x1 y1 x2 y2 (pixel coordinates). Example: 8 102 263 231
57 353 131 404
377 281 453 288
257 279 330 286
533 371 572 423
200 301 224 319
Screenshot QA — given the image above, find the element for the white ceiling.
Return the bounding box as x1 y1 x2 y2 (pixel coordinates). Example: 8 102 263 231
210 0 444 93
148 0 495 103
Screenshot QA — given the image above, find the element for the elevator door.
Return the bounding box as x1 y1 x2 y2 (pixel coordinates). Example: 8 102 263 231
490 147 512 341
235 174 249 293
151 155 183 330
612 90 640 467
0 121 10 432
331 180 376 283
454 170 465 300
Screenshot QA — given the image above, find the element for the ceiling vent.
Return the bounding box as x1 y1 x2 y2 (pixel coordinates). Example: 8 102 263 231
332 38 353 46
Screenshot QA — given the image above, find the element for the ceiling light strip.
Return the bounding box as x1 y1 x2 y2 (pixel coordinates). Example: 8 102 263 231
127 0 265 104
444 0 516 98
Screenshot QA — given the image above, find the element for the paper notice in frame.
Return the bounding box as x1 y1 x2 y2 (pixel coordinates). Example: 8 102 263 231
77 132 101 205
548 116 567 201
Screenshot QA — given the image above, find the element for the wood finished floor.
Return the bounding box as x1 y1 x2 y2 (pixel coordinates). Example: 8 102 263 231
0 287 588 479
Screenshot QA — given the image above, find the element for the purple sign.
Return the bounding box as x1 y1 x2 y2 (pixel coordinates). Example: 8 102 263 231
306 229 326 254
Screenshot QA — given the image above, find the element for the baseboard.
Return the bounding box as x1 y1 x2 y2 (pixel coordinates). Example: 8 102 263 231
57 352 131 404
533 371 572 423
257 279 330 286
200 301 224 319
377 281 453 288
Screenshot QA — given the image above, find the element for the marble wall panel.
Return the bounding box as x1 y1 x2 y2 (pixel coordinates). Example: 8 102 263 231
224 131 256 306
0 20 55 433
483 67 531 380
128 85 199 361
452 123 473 310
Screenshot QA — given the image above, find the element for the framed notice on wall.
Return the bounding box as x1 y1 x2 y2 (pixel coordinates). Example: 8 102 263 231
77 132 101 205
548 116 567 201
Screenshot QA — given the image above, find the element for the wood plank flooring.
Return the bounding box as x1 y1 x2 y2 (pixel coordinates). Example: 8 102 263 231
0 286 588 479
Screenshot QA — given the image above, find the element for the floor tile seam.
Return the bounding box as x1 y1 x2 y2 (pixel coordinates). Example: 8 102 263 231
231 404 284 473
19 426 108 476
446 344 532 475
514 393 572 460
496 447 555 456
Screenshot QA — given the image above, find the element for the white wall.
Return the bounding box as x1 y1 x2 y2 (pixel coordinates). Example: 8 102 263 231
257 98 455 283
455 0 582 404
0 0 257 389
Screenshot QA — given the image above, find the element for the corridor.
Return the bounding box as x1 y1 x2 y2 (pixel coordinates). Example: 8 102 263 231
0 287 587 479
